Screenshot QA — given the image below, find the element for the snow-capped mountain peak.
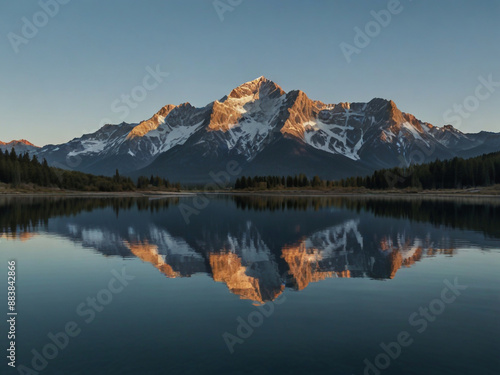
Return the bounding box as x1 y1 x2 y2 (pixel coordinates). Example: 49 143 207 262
0 139 39 153
127 104 177 139
12 77 499 180
228 76 285 100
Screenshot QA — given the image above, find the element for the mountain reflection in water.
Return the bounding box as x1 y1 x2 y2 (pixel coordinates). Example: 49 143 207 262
1 195 498 304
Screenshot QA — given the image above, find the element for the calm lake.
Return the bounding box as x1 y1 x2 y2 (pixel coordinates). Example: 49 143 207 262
1 195 499 375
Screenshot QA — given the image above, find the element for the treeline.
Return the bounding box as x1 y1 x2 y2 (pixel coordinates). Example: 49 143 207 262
137 175 181 190
235 174 324 189
0 149 135 191
0 149 58 187
343 151 500 190
234 152 500 190
0 149 179 192
0 197 180 235
231 194 500 239
338 197 500 238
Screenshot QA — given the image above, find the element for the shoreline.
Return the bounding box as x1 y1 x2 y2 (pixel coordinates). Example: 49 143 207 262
0 190 196 198
1 188 500 199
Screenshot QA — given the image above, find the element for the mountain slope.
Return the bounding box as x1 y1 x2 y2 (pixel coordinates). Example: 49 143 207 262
10 76 499 181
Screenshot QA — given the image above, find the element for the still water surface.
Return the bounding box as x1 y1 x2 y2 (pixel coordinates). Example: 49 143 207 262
1 195 499 375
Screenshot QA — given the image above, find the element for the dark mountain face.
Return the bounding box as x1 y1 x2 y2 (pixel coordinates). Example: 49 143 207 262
5 76 499 182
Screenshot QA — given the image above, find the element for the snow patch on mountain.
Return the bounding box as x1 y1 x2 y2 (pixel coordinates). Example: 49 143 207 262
67 139 107 157
222 94 286 160
146 120 205 155
303 119 363 160
401 122 429 146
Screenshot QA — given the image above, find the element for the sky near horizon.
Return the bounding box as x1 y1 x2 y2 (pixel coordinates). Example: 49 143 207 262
0 0 499 146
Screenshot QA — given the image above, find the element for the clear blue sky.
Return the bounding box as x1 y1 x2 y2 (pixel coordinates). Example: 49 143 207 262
1 0 499 146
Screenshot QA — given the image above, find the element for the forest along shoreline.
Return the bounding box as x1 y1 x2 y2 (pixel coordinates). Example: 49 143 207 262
1 187 500 198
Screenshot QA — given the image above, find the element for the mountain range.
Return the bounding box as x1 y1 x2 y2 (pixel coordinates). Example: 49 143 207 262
2 76 500 182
